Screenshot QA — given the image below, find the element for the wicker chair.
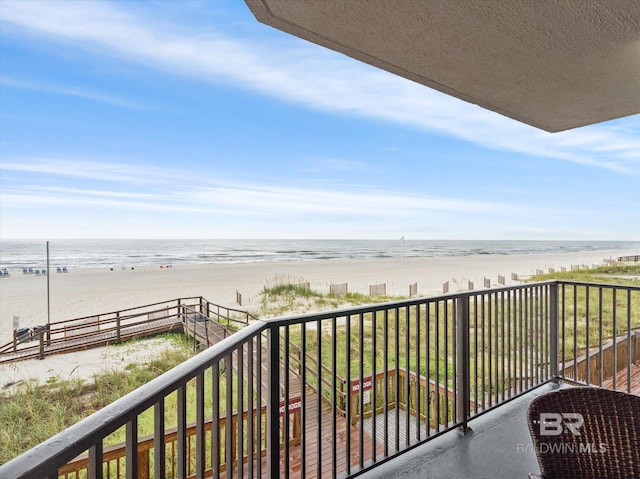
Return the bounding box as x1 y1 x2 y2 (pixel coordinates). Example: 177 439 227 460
527 387 640 479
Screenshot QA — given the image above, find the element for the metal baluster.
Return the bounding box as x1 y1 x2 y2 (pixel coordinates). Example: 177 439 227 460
196 372 205 479
177 385 186 479
345 315 352 475
267 328 280 479
212 365 220 478
284 327 290 478
88 442 103 479
154 398 166 479
126 417 138 479
316 319 322 479
331 316 337 476
248 337 254 479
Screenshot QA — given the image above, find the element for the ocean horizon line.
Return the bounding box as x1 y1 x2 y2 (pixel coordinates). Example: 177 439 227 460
1 239 638 270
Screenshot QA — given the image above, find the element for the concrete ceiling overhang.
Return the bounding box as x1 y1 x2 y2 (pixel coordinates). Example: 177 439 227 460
244 0 640 132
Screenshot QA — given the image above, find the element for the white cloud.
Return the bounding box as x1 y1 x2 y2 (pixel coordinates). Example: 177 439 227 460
1 159 180 185
0 76 146 109
1 1 638 175
1 158 534 222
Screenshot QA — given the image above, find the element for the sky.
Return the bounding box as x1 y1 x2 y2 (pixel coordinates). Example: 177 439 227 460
0 1 638 241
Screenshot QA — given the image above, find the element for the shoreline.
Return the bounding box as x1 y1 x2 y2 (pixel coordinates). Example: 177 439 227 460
1 248 637 345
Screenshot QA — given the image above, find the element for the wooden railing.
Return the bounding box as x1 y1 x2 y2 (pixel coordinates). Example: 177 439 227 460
0 298 198 362
561 329 640 384
0 297 257 362
340 368 476 429
58 403 302 479
199 297 259 329
617 255 640 262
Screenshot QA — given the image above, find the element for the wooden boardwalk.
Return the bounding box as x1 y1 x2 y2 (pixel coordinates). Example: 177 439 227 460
0 317 182 363
147 317 383 477
184 317 304 400
237 386 385 479
284 401 385 478
602 362 640 396
0 297 214 363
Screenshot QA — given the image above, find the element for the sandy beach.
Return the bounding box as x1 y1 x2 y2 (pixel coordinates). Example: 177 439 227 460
0 337 181 394
1 248 635 347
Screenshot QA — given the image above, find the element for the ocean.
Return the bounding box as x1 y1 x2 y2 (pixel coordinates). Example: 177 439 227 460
0 239 638 270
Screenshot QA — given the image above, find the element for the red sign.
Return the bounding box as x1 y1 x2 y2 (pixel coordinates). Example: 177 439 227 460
279 397 302 416
350 376 373 394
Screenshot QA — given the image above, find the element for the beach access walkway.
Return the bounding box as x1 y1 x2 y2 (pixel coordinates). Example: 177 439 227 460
11 297 379 478
0 297 251 363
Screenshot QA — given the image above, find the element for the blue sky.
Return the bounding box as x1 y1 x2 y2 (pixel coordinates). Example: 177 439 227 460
1 1 638 240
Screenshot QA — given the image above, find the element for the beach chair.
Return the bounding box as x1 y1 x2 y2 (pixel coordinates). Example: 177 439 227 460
42 269 46 275
57 267 62 273
23 268 28 274
35 269 41 276
28 267 34 274
63 267 68 273
16 328 31 343
527 387 640 479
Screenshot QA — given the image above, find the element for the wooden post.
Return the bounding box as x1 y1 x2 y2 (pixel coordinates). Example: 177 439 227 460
138 449 150 479
39 331 45 360
204 313 210 348
350 392 358 425
116 312 121 343
292 410 302 442
13 330 17 352
430 389 437 428
192 313 197 352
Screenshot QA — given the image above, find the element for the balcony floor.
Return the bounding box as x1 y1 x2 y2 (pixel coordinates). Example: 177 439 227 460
360 381 564 479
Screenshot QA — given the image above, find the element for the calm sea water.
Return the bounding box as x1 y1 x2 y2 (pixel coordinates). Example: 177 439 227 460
0 239 638 269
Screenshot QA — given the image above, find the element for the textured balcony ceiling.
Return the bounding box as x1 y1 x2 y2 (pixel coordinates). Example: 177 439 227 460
244 0 640 132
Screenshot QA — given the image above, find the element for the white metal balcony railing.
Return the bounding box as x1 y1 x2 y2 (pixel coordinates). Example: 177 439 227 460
0 280 638 479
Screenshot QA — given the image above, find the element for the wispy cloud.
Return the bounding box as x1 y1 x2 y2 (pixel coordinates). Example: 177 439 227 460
1 158 179 185
1 1 638 175
0 75 145 109
1 159 534 220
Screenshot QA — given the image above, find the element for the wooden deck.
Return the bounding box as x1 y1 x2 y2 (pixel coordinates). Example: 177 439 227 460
245 387 385 479
292 401 384 478
601 362 640 396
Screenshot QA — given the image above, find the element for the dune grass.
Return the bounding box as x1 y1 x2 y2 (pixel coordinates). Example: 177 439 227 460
0 334 195 465
530 264 640 358
258 275 403 317
263 267 639 407
529 263 640 283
